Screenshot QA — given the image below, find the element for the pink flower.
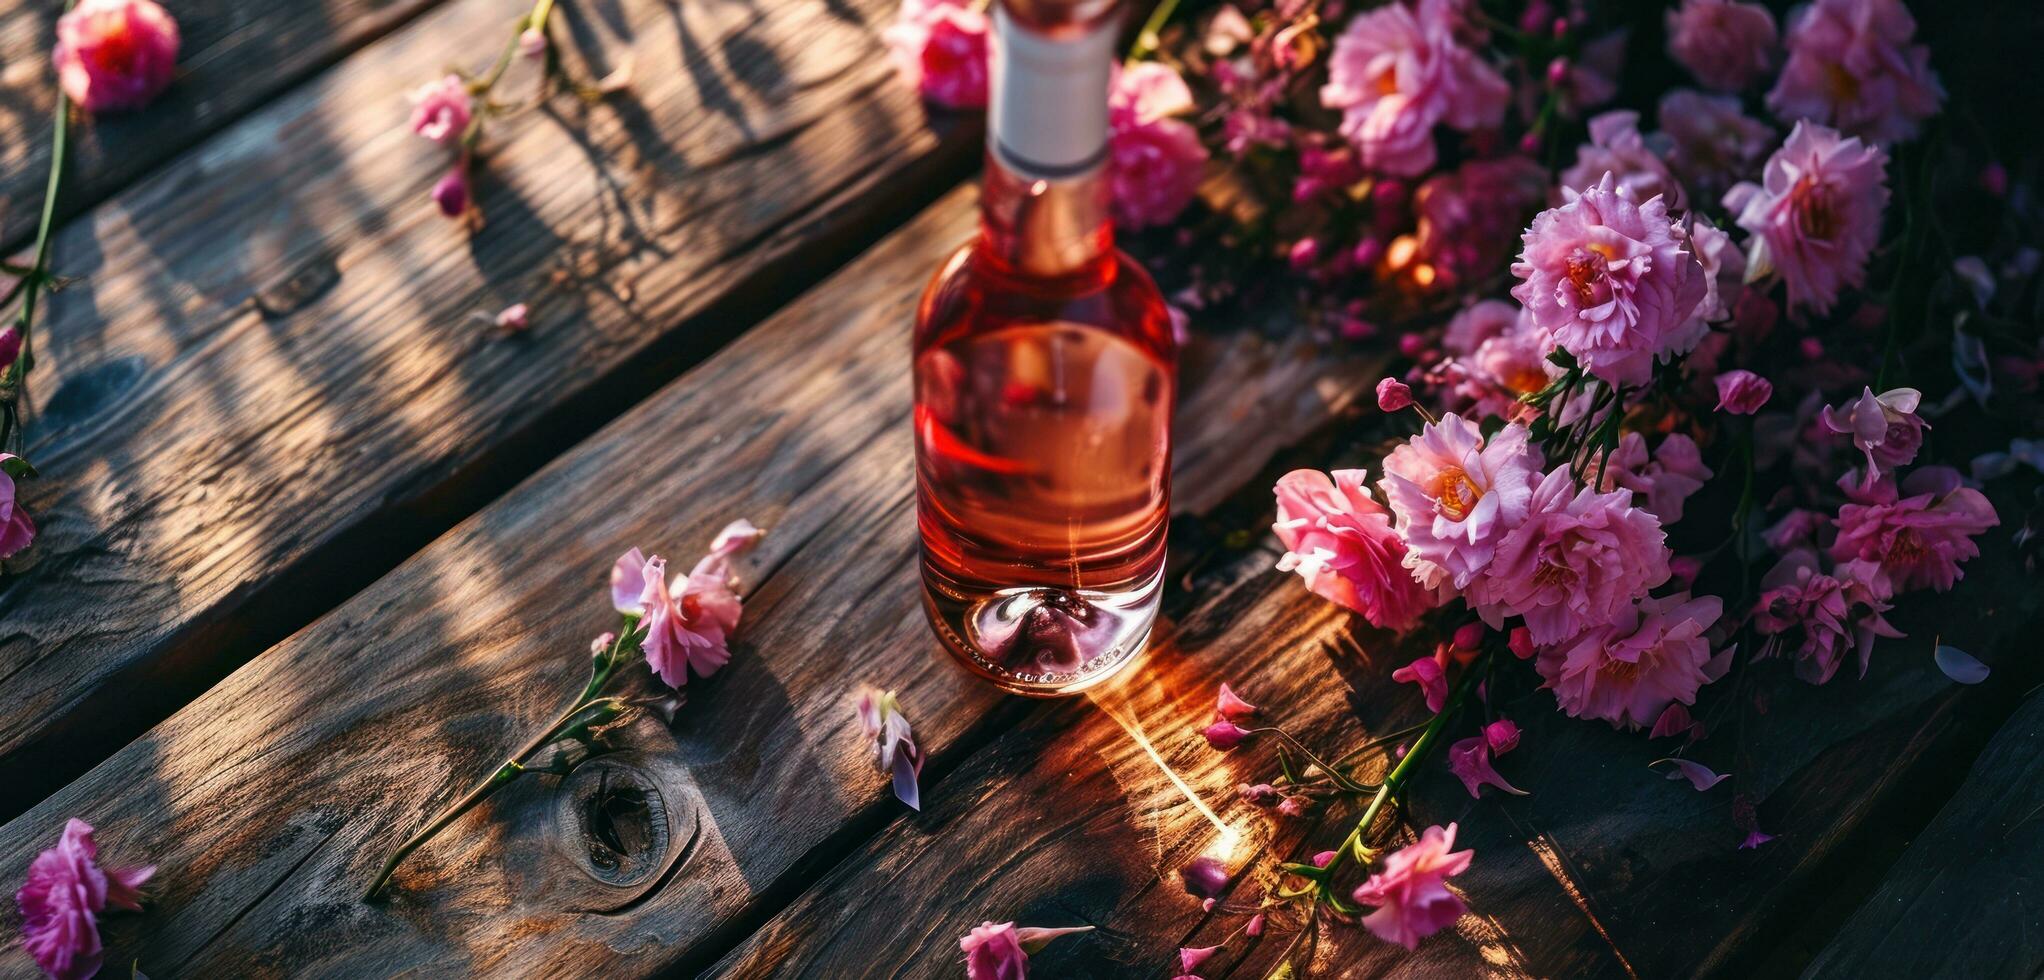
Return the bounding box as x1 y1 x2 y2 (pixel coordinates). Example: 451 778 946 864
1109 63 1208 229
610 519 763 687
1380 415 1542 592
1680 213 1747 329
0 455 37 559
1180 945 1221 972
1507 626 1535 659
960 921 1026 980
1413 157 1550 291
1319 2 1508 176
1202 721 1249 751
0 327 20 373
16 819 154 980
494 303 530 332
1714 369 1774 414
1391 655 1448 713
857 690 925 810
1752 550 1902 683
432 166 470 218
408 74 472 145
1560 110 1685 210
1273 469 1441 629
1352 823 1474 950
1821 386 1925 485
1441 300 1521 358
1447 735 1524 798
1768 0 1942 146
1537 592 1722 730
1376 378 1414 413
518 27 548 59
1602 432 1712 525
1665 0 1776 92
1180 856 1230 899
1544 31 1627 118
1512 172 1709 386
52 0 180 114
1726 122 1889 316
1472 466 1671 644
1214 684 1259 723
885 0 989 110
1831 467 1998 593
1484 718 1520 754
1654 90 1774 204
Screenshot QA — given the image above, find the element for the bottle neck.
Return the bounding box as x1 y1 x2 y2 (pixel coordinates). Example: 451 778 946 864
978 2 1118 279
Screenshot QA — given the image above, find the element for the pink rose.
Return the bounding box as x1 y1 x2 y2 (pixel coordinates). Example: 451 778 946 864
1511 172 1709 386
1320 2 1508 176
1560 110 1684 210
1714 369 1774 414
610 519 763 687
1665 0 1777 92
1752 549 1902 683
1538 592 1722 730
1726 121 1889 317
52 0 180 114
1380 415 1542 592
1272 469 1440 629
1471 466 1672 645
16 819 155 980
1108 64 1208 229
884 0 989 110
1768 0 1942 146
408 74 473 145
1351 823 1474 950
1654 89 1774 203
1831 467 1998 593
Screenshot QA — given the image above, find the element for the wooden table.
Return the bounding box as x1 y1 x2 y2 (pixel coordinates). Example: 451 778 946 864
2 1 2038 977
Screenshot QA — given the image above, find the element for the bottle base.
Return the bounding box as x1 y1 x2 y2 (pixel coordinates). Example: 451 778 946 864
921 566 1162 697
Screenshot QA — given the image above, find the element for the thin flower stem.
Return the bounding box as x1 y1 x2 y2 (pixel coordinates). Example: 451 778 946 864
364 626 636 899
1330 720 1431 766
1 9 72 455
1245 727 1374 794
1319 657 1485 891
1125 0 1184 67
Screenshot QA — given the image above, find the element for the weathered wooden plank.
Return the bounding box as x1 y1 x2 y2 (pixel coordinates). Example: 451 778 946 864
710 463 2044 977
0 0 982 816
0 178 1387 977
1798 689 2044 979
0 0 449 244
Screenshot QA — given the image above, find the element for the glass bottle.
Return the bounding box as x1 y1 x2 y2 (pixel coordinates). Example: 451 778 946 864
912 0 1176 697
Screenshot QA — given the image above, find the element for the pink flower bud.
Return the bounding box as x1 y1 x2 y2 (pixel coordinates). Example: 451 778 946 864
1202 720 1249 751
1238 783 1281 806
519 27 548 59
1278 796 1309 818
494 303 531 333
1483 718 1520 755
1375 377 1414 413
1245 913 1266 937
1214 683 1260 723
589 631 616 654
0 327 20 373
1287 238 1322 272
53 0 181 114
1546 57 1571 87
1451 621 1485 651
1397 334 1427 358
1311 850 1336 868
1507 626 1535 659
1713 369 1773 415
432 167 470 217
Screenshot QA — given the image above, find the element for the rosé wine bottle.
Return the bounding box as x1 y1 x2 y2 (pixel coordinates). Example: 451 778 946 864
913 0 1176 697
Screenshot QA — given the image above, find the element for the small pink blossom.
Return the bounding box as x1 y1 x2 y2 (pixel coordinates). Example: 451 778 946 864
1214 683 1259 724
52 0 180 114
1351 823 1474 950
1768 0 1942 146
409 74 472 145
1714 369 1774 414
1484 718 1520 754
1273 469 1440 629
0 455 37 559
1602 432 1712 525
1447 734 1524 798
518 27 548 59
1381 415 1542 592
1180 856 1230 899
610 519 763 687
1726 122 1889 316
857 690 925 810
1320 2 1509 176
1109 63 1208 229
1545 31 1627 118
885 0 989 109
1665 0 1776 92
1752 549 1902 683
16 819 154 980
960 922 1026 980
1512 172 1709 386
1538 593 1722 730
494 303 530 333
1375 378 1414 413
0 327 20 373
589 632 615 655
1654 90 1774 203
1391 655 1448 713
1821 386 1925 485
431 166 470 218
1561 110 1684 210
1507 626 1535 659
1202 720 1249 751
1472 467 1672 645
1831 467 1998 593
1179 945 1221 972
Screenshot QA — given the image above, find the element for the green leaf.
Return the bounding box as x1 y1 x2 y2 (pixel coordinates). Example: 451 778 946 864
1265 960 1296 980
1279 862 1326 880
0 455 36 479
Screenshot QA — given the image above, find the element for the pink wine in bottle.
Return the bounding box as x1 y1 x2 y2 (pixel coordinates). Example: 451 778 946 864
913 0 1176 696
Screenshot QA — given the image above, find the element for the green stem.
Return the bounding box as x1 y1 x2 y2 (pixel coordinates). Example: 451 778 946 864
1 6 72 455
1124 0 1184 67
364 627 634 899
1246 727 1375 794
1320 658 1484 887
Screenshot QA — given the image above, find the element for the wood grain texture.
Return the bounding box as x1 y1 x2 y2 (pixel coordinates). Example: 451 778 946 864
0 179 1389 977
711 463 2044 978
0 0 449 244
0 0 980 817
1800 689 2044 980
